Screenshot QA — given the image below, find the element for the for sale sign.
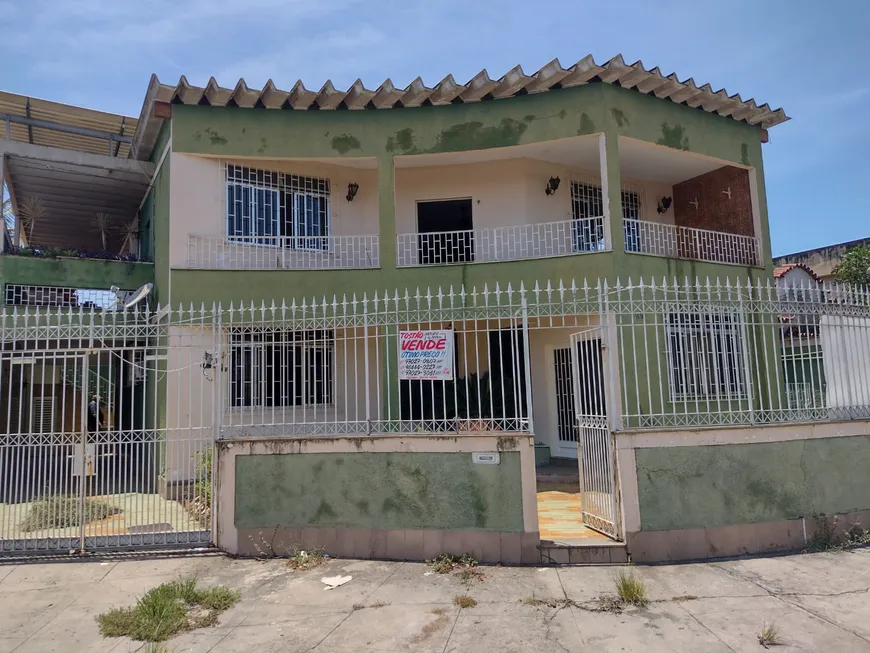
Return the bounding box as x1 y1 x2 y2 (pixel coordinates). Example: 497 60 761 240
398 330 455 381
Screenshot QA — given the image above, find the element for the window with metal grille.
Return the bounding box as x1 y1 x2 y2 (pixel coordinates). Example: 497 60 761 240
228 329 334 408
621 190 641 252
570 183 641 252
225 164 330 251
570 182 605 252
665 311 744 400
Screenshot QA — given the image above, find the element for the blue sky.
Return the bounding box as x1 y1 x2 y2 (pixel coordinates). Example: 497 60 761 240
2 0 867 256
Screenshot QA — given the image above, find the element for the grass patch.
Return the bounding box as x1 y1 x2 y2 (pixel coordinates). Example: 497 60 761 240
613 567 648 606
454 595 477 608
21 494 121 532
758 619 781 648
96 578 240 643
287 547 326 571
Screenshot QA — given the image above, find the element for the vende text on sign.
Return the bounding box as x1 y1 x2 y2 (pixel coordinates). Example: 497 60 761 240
398 330 455 381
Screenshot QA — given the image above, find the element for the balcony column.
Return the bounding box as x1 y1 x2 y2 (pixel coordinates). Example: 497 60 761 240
377 154 396 271
599 131 624 258
377 154 400 423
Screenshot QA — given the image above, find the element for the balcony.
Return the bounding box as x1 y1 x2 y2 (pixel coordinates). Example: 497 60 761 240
186 234 380 270
624 219 761 267
0 253 154 306
396 217 606 267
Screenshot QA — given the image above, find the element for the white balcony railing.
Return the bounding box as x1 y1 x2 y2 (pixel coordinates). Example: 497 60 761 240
186 234 380 270
624 219 761 267
396 217 607 267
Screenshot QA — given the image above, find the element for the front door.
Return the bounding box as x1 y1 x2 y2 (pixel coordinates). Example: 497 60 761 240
569 329 618 538
553 347 579 459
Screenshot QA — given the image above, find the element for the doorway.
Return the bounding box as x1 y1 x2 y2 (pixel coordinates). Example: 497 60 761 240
416 198 474 264
536 330 618 543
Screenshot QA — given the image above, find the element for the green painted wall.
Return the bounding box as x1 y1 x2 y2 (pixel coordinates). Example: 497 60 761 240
0 255 153 292
634 436 870 531
172 84 761 166
143 122 171 307
234 451 524 532
166 82 771 306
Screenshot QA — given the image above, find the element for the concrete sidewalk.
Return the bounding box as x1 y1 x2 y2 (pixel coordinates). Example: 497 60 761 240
2 547 870 652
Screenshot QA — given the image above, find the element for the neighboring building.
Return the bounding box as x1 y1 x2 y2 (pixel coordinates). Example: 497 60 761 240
774 237 870 283
11 56 870 565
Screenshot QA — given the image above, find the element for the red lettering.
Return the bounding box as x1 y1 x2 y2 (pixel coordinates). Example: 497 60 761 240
435 338 446 350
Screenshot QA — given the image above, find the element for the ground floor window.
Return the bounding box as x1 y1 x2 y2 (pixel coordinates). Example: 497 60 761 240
665 311 744 400
229 329 334 408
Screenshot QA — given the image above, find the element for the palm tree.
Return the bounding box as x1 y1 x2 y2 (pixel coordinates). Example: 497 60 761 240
18 195 46 245
93 213 112 250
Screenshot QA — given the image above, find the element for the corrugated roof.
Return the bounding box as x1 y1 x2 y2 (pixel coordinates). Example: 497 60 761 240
0 91 137 158
132 54 788 160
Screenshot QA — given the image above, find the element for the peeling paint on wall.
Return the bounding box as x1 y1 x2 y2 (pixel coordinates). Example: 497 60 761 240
577 112 596 135
331 133 362 155
741 143 750 166
611 108 629 128
657 123 690 151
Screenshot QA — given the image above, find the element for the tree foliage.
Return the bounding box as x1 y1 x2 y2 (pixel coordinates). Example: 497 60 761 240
834 245 870 287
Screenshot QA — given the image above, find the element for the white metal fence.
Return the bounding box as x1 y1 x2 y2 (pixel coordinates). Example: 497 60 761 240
186 234 380 270
624 219 761 267
609 278 870 428
1 308 215 553
4 276 870 550
396 217 607 267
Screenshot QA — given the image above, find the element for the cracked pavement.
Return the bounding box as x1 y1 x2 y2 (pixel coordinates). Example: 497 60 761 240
2 547 870 652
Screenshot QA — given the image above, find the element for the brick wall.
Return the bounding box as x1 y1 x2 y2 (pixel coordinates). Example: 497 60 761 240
673 166 753 237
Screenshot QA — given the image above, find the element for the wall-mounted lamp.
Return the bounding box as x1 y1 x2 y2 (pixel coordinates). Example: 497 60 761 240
545 176 561 196
656 196 672 215
346 182 359 202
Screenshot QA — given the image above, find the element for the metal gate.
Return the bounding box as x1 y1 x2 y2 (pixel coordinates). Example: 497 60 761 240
0 309 217 554
569 328 619 538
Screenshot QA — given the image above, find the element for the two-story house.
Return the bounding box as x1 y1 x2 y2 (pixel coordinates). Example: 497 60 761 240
8 55 824 563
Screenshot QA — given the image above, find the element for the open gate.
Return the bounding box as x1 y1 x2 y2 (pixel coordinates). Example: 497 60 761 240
0 310 217 554
569 328 619 539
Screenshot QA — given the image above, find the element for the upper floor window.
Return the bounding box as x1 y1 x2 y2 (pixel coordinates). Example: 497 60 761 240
570 183 641 252
225 165 331 251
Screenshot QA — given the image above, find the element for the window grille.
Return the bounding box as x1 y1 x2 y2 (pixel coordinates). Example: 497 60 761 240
665 310 745 400
228 328 334 408
225 164 331 251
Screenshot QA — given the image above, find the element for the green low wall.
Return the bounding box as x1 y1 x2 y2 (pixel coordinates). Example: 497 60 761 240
635 436 870 531
235 452 524 532
0 255 154 292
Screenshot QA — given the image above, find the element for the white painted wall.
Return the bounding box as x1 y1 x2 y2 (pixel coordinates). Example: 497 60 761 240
169 153 675 269
169 154 379 269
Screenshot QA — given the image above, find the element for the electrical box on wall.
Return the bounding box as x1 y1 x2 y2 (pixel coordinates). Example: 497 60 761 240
472 452 500 465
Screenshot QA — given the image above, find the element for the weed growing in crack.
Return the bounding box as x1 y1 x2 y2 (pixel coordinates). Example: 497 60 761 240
454 595 477 608
806 514 870 553
287 547 326 571
613 567 648 606
353 601 389 611
758 619 781 648
427 553 478 574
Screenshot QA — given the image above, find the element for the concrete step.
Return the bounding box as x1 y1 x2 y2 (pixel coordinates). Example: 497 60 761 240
539 539 628 565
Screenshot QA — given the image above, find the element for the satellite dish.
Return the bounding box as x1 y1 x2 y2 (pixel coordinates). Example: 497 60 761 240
124 282 153 310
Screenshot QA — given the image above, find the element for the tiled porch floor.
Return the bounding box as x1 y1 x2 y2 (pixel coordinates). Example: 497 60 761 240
536 481 613 543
